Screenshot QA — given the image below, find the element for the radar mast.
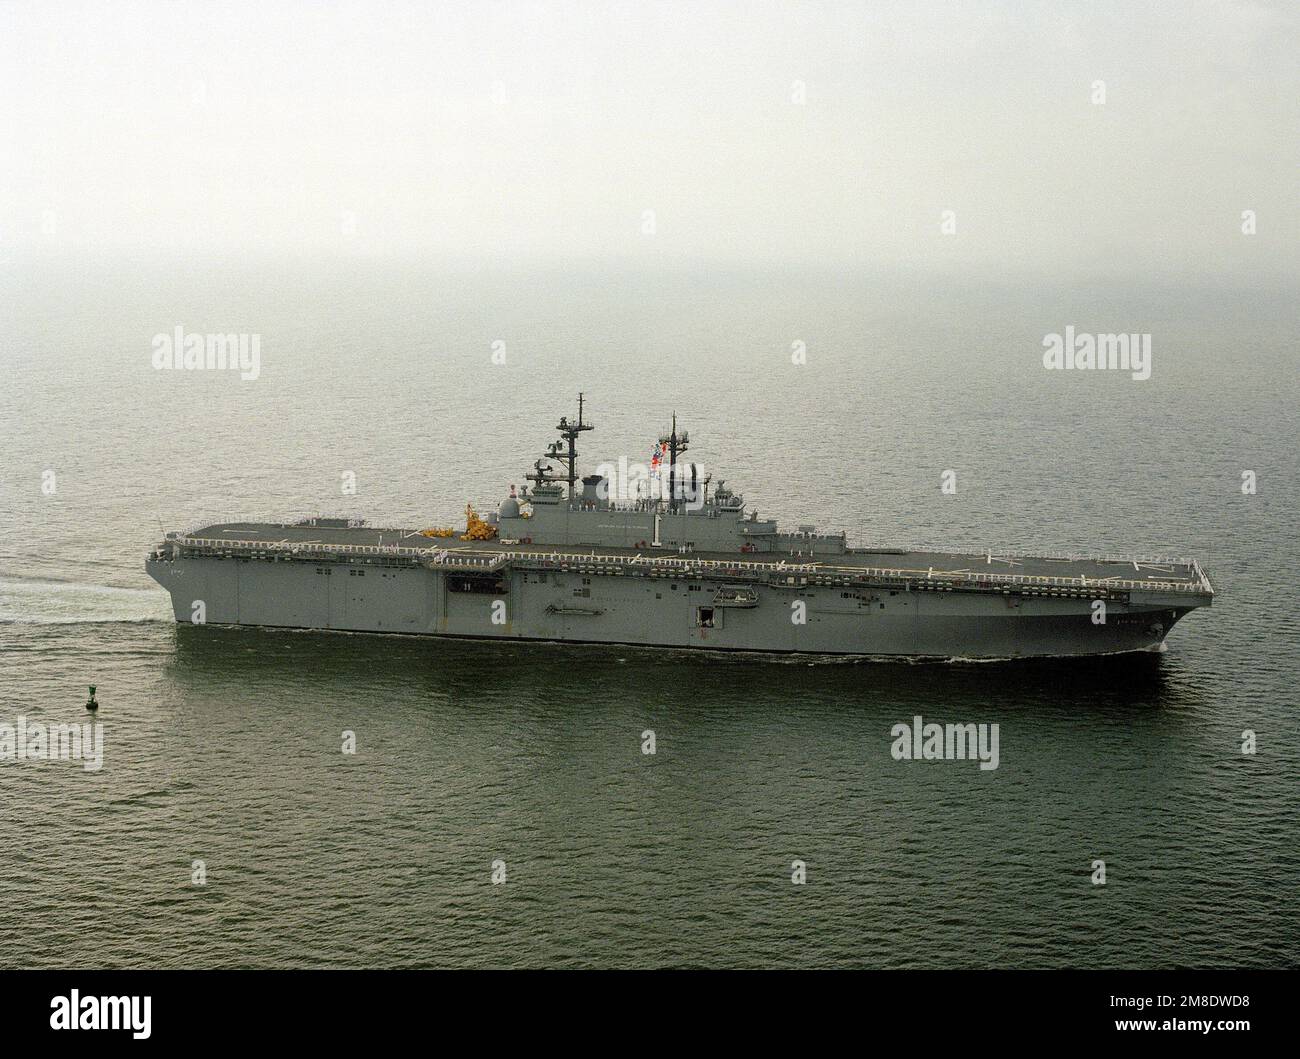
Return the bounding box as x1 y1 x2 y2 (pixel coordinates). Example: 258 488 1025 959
659 413 689 514
555 392 594 502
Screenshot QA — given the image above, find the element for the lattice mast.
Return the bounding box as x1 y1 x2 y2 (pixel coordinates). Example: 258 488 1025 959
659 413 690 514
526 393 595 502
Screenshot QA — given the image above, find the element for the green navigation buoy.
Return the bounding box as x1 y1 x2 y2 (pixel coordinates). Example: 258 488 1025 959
86 685 98 711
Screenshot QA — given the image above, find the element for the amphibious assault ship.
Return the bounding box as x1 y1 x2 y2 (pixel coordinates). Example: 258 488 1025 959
147 396 1213 658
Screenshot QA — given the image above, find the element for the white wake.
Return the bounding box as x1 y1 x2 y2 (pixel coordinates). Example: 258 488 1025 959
0 576 171 625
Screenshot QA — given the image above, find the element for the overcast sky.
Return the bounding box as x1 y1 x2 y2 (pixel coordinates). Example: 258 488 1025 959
1 0 1294 277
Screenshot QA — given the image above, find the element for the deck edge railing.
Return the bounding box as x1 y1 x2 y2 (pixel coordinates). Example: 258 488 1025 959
162 536 1211 596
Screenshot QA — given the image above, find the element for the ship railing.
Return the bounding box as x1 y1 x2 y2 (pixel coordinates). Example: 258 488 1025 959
845 566 1207 594
1190 558 1215 595
494 550 822 575
496 550 1204 593
178 536 441 561
176 535 518 569
859 544 1201 568
173 537 1210 595
426 554 503 569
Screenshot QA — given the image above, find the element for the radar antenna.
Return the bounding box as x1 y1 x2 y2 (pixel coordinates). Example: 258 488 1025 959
525 458 561 488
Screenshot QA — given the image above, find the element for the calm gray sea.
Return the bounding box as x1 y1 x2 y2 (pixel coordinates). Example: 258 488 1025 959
1 256 1296 967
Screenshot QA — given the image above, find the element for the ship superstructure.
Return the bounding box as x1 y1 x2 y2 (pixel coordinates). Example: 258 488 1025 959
147 396 1213 658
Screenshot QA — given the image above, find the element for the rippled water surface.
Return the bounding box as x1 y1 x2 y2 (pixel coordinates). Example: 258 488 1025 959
1 259 1296 967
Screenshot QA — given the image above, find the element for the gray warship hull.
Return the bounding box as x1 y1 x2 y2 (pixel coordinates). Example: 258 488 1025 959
146 523 1212 659
147 398 1213 658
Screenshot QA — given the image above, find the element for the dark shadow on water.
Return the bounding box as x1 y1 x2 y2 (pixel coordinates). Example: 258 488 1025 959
167 624 1198 719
